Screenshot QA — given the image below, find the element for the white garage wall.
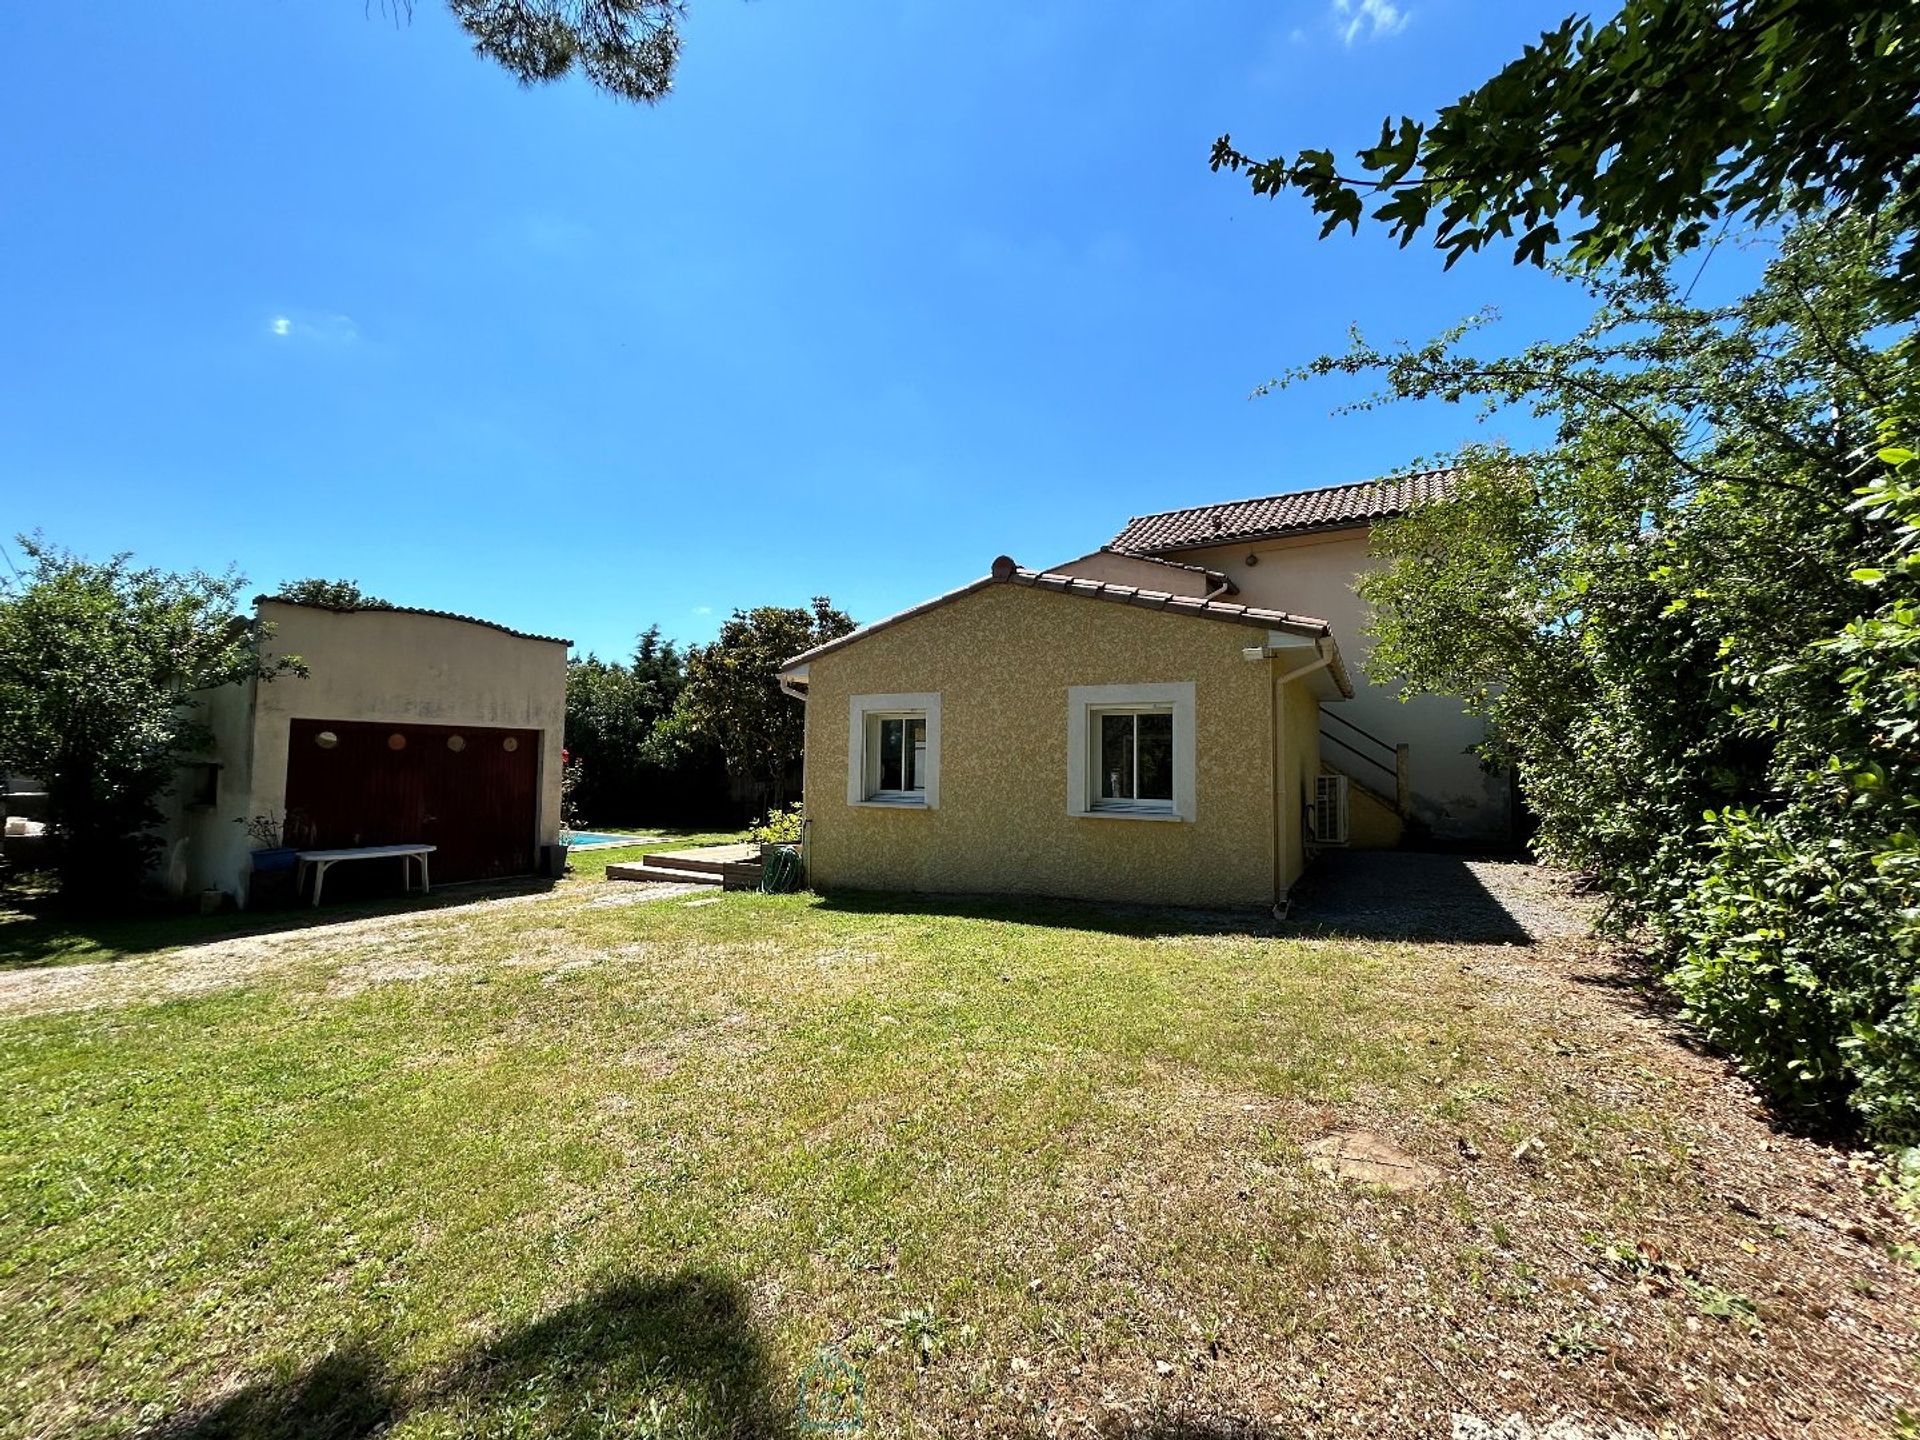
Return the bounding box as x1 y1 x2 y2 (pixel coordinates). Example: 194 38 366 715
177 601 568 904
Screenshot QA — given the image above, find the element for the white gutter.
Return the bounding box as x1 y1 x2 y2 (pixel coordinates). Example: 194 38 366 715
1270 638 1334 922
1272 637 1333 687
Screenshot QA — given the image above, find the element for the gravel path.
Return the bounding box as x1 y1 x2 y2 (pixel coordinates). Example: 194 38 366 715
1289 850 1601 941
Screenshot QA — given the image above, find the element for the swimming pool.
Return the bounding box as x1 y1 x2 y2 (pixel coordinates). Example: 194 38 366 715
563 831 654 850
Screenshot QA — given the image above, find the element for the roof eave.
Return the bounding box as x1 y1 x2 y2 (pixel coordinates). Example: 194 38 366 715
255 595 572 647
777 557 1334 675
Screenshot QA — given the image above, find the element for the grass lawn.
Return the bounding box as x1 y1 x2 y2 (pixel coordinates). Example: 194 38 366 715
0 863 1913 1437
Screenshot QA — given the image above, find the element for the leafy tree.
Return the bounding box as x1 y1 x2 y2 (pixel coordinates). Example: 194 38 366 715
428 0 684 103
564 626 727 822
665 598 854 811
1216 0 1920 1137
1213 2 1920 301
629 624 687 710
0 539 304 907
273 578 390 609
1316 212 1915 1135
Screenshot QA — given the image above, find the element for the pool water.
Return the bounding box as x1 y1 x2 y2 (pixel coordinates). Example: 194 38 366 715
563 831 651 849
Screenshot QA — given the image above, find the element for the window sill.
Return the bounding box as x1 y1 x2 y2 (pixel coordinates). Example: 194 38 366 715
856 796 930 809
1071 807 1187 823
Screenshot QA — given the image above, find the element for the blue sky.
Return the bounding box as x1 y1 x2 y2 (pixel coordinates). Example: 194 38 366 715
3 0 1633 659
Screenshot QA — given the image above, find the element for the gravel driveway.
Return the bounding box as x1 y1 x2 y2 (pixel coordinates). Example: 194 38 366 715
1289 850 1601 941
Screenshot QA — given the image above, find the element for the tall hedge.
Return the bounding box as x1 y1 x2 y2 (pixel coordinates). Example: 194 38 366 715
1312 210 1917 1140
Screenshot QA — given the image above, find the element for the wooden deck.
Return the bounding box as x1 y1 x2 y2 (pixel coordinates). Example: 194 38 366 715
606 843 762 889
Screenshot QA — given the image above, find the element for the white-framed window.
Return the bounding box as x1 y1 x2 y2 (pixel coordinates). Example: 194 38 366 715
1067 682 1196 822
847 692 941 808
1090 706 1175 813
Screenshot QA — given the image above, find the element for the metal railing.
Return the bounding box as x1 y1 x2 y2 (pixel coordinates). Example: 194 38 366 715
1319 710 1411 817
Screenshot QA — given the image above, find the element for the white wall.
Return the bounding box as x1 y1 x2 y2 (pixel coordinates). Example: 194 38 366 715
1079 528 1508 841
173 602 569 903
167 676 260 901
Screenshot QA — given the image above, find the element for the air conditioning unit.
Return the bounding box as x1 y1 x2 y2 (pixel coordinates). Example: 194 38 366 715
1314 775 1350 846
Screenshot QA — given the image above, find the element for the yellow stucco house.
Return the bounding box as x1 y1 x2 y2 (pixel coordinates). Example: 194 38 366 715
777 471 1509 911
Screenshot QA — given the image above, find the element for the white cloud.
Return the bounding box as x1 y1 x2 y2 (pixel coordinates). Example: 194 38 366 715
1333 0 1410 45
692 605 713 616
266 312 359 344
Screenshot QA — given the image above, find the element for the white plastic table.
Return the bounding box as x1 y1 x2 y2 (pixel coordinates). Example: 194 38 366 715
295 844 435 906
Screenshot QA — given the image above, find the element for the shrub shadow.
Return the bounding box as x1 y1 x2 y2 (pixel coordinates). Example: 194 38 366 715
147 1270 789 1440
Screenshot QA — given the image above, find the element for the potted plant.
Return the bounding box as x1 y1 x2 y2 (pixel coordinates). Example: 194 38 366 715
240 811 299 872
748 802 804 863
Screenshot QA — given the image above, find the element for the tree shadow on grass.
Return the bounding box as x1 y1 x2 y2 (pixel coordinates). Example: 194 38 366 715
146 1345 396 1440
0 876 562 973
148 1270 790 1440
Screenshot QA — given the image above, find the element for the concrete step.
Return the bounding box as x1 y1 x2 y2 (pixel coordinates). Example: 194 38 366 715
605 862 723 886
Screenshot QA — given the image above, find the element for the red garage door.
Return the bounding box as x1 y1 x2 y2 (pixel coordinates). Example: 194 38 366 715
284 719 540 883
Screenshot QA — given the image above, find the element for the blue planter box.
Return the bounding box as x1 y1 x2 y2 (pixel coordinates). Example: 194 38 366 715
250 846 298 873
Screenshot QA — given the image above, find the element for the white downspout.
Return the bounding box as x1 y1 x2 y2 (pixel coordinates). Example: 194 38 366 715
1270 640 1333 920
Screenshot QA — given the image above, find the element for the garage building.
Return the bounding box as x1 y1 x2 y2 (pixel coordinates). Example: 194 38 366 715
162 597 569 907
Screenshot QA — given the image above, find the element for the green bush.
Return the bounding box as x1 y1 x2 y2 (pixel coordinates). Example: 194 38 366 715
1665 442 1920 1140
748 803 804 847
1342 212 1918 1141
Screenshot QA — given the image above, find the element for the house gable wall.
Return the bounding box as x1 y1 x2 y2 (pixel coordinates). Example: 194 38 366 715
800 583 1289 908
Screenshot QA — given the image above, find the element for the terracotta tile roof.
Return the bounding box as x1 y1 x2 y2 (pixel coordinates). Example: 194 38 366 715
1109 467 1460 554
778 557 1352 697
256 596 571 647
